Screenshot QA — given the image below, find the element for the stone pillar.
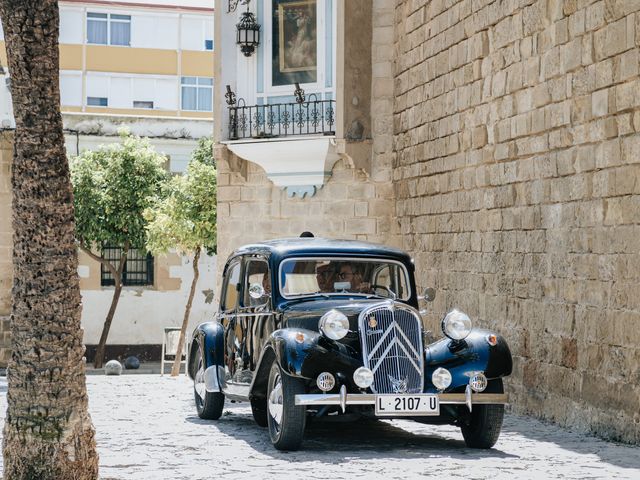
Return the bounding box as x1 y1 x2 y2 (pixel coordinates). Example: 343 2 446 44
0 130 13 368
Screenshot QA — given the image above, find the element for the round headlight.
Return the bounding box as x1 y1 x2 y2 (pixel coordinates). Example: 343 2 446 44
432 367 452 390
353 367 374 389
319 309 349 340
441 309 472 340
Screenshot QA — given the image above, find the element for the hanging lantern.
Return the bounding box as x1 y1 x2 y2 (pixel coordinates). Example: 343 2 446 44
236 9 261 57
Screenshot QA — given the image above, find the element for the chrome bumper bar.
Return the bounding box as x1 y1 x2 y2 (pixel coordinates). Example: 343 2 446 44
294 385 509 413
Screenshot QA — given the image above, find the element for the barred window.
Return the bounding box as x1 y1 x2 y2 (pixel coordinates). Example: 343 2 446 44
101 245 154 287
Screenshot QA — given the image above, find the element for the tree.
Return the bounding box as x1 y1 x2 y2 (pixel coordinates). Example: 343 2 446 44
70 131 169 368
0 1 99 478
190 136 215 167
145 140 216 376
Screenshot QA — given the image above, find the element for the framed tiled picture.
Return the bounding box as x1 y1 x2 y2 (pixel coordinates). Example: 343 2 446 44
272 0 317 86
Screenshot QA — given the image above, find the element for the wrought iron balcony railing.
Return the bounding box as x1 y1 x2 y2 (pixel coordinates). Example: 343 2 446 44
227 94 335 141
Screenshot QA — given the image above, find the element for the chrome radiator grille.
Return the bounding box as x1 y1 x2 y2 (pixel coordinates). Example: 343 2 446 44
359 303 424 394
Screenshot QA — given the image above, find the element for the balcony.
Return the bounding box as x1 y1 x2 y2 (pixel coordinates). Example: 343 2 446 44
228 96 336 140
222 85 340 197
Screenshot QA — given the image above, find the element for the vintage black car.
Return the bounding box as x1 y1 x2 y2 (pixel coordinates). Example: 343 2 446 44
188 238 512 451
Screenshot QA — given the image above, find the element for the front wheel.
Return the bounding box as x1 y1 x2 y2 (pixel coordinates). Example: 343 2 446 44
460 379 505 449
193 347 225 420
266 361 306 450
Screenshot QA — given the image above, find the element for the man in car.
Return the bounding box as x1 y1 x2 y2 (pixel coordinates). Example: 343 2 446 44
315 262 335 292
337 263 371 293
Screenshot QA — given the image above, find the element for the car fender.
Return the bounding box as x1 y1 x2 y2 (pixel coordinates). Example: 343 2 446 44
424 329 512 391
249 328 361 400
189 321 225 392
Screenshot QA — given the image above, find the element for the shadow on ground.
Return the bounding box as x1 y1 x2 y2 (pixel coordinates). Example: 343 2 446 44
501 415 640 471
185 408 518 463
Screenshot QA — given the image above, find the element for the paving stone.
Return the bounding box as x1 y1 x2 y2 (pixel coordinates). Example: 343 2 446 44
2 375 637 479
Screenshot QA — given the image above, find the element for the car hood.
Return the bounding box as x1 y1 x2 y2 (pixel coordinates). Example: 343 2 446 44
281 297 396 332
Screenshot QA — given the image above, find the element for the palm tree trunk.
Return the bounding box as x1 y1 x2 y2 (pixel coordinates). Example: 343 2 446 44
171 248 200 376
0 1 99 479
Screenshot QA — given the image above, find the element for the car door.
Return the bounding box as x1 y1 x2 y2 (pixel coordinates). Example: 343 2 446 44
234 256 272 389
219 257 242 394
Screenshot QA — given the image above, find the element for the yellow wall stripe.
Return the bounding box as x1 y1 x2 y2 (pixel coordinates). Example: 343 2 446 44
86 46 178 75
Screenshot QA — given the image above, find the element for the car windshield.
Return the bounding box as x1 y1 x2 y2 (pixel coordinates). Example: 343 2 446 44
279 258 411 300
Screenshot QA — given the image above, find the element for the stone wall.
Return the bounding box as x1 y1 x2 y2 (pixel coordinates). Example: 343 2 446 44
0 130 13 367
216 155 398 265
393 0 640 443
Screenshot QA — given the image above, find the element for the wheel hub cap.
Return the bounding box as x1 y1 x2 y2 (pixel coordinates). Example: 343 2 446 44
194 359 206 400
268 374 284 426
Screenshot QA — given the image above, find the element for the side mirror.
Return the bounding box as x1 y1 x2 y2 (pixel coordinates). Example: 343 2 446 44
248 283 266 299
420 287 436 302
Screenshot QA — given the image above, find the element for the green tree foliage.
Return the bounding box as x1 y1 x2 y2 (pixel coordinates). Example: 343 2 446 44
145 160 217 256
145 142 216 375
72 130 169 251
190 135 214 167
70 130 170 368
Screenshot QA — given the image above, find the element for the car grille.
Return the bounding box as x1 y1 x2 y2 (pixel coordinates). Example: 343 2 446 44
358 303 424 394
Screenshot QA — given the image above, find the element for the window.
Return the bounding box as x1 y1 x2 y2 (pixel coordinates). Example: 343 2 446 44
133 100 154 109
87 12 131 46
279 258 410 300
101 246 154 287
205 39 213 51
181 77 213 111
221 260 241 311
242 259 270 307
87 96 108 106
87 12 108 44
110 14 131 46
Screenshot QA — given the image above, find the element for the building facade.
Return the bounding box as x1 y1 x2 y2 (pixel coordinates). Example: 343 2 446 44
214 0 398 263
0 0 214 172
0 0 217 365
215 0 639 444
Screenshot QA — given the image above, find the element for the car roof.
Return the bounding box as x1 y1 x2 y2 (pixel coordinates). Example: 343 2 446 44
232 237 413 265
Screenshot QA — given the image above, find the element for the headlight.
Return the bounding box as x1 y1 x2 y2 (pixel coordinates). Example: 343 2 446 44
441 309 472 340
432 367 452 390
319 309 349 340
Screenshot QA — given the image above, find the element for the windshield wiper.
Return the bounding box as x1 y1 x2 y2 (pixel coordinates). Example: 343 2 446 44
365 293 390 300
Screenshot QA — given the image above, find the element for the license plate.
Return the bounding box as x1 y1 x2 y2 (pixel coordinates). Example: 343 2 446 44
375 394 439 416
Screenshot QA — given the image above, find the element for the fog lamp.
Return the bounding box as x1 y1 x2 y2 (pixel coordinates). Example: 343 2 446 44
317 372 335 392
469 373 488 392
319 309 349 340
432 367 452 390
353 367 374 389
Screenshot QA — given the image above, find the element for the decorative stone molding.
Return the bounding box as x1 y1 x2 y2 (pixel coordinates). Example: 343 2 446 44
223 135 341 197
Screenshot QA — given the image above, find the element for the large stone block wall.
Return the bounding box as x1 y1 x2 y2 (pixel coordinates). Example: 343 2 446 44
393 0 640 443
216 155 398 267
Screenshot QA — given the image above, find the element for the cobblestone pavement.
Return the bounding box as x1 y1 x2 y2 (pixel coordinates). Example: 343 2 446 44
0 375 639 479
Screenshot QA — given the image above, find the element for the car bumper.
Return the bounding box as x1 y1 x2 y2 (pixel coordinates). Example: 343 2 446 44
294 385 508 413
